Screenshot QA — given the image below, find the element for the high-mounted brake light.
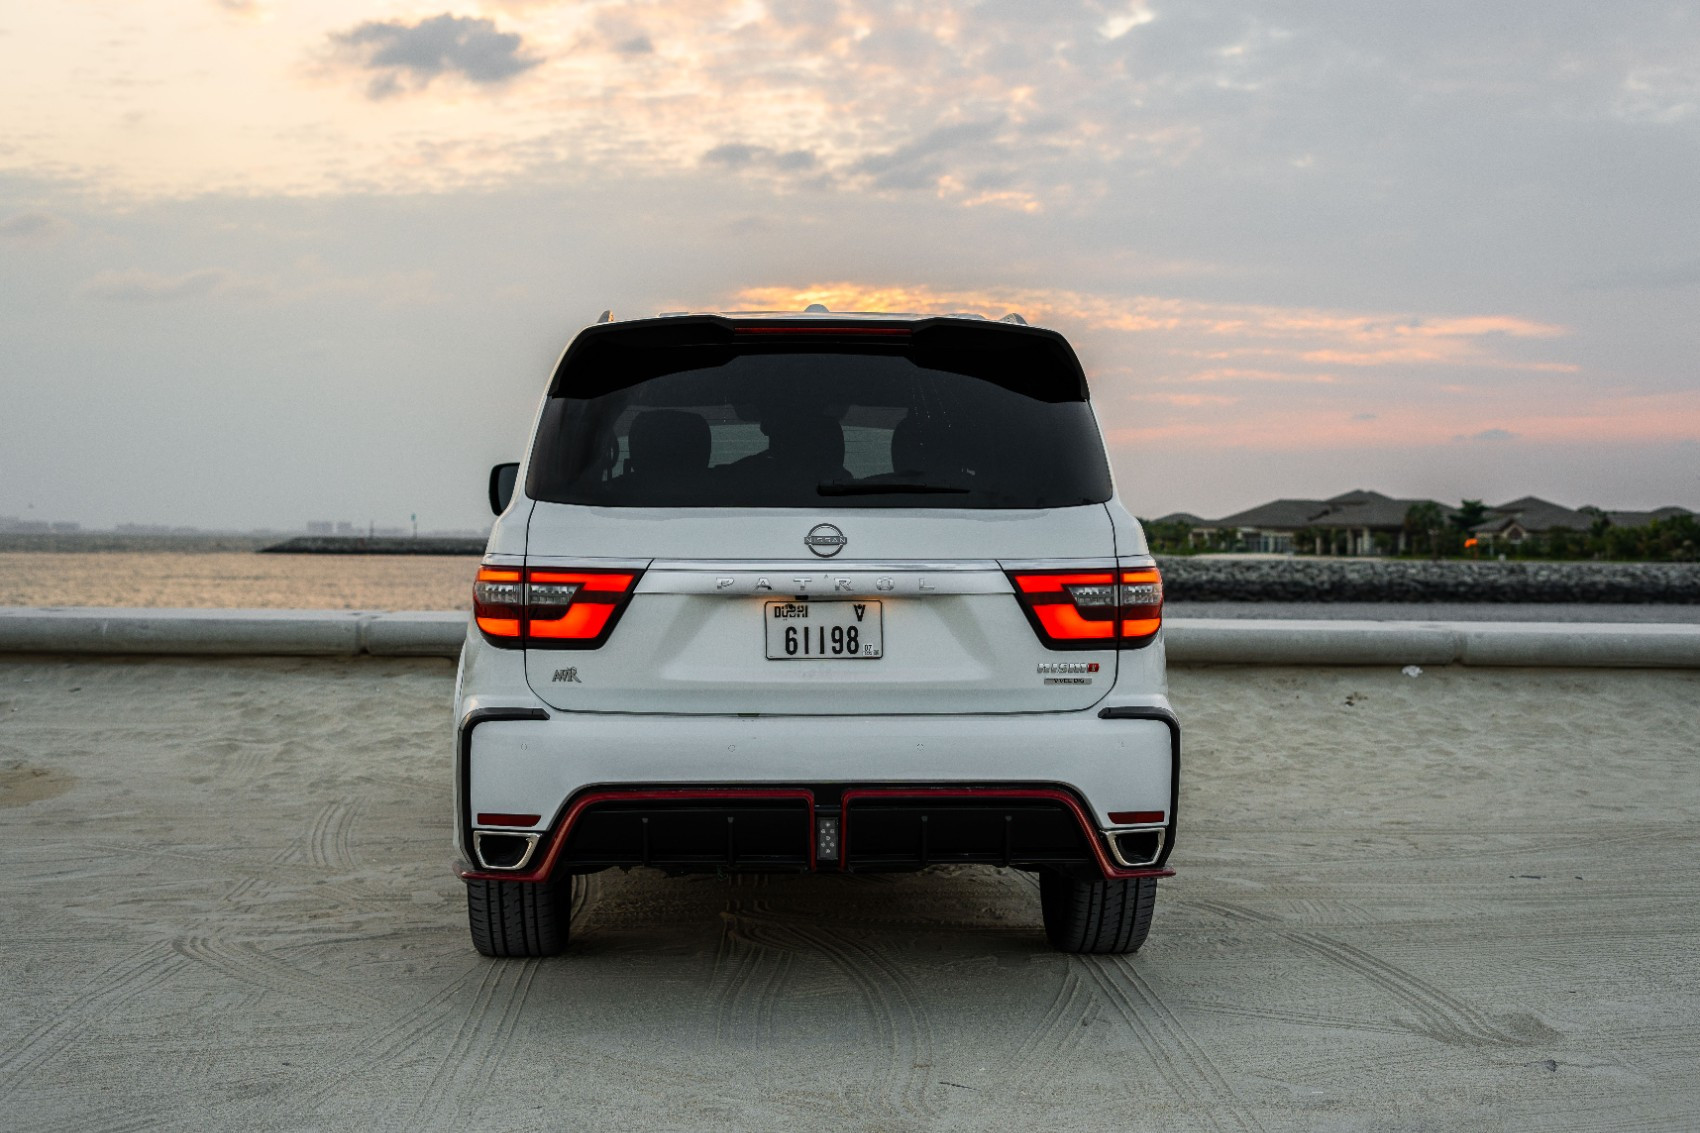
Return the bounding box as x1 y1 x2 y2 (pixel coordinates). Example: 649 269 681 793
1008 566 1163 650
473 566 642 648
735 325 911 337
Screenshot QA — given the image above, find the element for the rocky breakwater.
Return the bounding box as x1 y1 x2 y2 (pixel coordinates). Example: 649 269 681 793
260 536 485 555
1157 558 1700 603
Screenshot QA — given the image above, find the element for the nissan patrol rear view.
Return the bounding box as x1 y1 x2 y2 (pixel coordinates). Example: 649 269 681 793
454 311 1178 956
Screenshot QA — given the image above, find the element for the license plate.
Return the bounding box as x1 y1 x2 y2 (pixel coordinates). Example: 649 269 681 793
765 600 883 660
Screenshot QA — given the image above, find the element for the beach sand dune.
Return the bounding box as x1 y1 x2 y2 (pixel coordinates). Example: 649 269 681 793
2 657 1697 1129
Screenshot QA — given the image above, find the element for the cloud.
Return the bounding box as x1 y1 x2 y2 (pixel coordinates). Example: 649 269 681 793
0 212 71 244
80 268 266 303
331 14 541 99
728 280 1625 453
1613 65 1700 123
702 144 818 173
1099 4 1156 40
732 282 1572 376
1580 258 1700 291
852 119 1009 190
612 35 654 56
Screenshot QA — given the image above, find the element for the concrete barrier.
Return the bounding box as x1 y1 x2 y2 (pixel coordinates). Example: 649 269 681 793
1 608 1697 667
0 608 465 658
1157 557 1700 603
1163 619 1461 666
361 611 470 657
1450 622 1700 668
1163 618 1700 668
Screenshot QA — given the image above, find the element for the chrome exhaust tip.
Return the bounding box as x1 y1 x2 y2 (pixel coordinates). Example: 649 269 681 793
473 830 542 871
1107 828 1165 868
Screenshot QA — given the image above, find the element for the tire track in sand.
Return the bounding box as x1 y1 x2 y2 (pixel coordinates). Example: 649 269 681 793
1004 968 1096 1095
272 970 479 1124
306 798 364 872
27 1100 166 1133
0 942 188 1095
394 959 540 1130
712 897 796 1044
1002 872 1259 1130
1286 932 1551 1048
87 839 366 906
1078 955 1265 1133
172 934 386 1015
740 911 940 1121
1186 897 1546 1048
1178 999 1412 1037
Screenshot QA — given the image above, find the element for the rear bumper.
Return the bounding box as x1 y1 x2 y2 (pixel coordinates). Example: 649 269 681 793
454 703 1179 883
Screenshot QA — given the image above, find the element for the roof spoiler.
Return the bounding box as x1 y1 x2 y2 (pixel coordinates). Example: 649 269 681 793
547 314 1089 401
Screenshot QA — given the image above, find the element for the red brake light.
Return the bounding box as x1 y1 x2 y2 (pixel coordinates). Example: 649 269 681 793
473 567 523 639
735 325 911 337
473 566 642 648
1007 566 1163 650
1118 568 1163 642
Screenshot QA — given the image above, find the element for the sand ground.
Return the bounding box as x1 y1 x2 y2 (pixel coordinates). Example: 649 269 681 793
1 658 1697 1131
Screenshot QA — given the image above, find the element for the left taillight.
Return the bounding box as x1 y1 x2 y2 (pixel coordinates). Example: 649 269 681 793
1008 566 1163 650
473 566 642 649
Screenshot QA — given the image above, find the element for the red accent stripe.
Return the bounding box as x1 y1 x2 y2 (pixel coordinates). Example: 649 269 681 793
459 787 817 882
1108 810 1165 825
838 787 1173 881
476 812 541 827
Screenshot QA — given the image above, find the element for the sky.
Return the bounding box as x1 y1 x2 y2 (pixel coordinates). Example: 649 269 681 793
2 0 1698 531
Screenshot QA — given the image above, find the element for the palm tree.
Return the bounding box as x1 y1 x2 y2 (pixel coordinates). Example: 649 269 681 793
1404 502 1447 559
1451 499 1488 532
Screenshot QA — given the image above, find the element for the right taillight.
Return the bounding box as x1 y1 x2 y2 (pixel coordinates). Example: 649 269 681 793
1008 566 1163 650
473 565 642 649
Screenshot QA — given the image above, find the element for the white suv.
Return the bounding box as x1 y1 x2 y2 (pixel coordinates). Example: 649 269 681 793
453 311 1178 956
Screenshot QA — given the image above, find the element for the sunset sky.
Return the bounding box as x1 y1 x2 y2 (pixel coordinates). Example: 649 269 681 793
3 1 1698 530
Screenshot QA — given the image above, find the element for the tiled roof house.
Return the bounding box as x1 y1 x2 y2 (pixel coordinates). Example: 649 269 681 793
1199 489 1453 555
1162 492 1692 554
1605 506 1694 528
1470 496 1594 545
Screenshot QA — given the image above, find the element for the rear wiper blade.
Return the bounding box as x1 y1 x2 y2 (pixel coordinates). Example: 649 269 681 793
817 481 970 496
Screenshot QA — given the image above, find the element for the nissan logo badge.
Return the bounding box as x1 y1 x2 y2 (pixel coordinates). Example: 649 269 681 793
804 523 847 557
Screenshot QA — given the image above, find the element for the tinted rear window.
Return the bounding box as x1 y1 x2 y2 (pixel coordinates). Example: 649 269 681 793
526 348 1112 509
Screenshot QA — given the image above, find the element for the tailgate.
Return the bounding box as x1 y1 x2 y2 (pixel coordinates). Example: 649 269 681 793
522 504 1118 715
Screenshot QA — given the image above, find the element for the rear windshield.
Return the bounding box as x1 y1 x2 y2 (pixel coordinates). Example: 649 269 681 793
526 349 1112 509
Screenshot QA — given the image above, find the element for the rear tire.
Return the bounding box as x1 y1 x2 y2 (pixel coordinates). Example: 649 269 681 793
1039 871 1157 954
466 875 572 957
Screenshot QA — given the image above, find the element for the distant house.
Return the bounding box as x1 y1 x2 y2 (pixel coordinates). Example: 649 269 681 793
1470 497 1594 546
1605 506 1694 528
1151 512 1209 527
1202 489 1452 555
